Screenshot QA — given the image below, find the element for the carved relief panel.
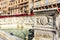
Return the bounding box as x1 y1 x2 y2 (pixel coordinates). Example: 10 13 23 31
35 30 53 40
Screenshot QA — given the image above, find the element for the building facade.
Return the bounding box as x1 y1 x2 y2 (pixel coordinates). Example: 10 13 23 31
33 0 59 11
0 0 60 15
0 0 33 15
